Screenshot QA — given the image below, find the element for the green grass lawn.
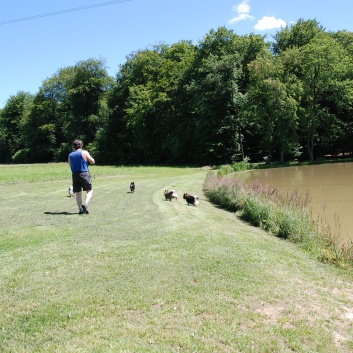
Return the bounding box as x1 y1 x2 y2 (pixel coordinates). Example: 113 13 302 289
0 164 352 352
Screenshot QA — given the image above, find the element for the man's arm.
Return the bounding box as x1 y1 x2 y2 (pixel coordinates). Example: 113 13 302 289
83 150 95 165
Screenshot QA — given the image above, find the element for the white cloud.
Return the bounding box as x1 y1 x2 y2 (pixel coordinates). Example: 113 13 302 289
232 0 251 14
229 0 254 24
229 1 287 32
229 13 254 24
254 16 287 31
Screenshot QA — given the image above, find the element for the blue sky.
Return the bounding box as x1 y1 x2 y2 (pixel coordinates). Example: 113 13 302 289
1 0 352 108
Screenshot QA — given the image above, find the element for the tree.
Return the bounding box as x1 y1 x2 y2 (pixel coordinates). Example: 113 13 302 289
188 52 243 163
272 18 324 55
19 59 114 163
101 41 197 164
330 30 353 62
21 88 60 163
296 33 353 160
184 27 267 164
64 58 115 144
246 52 300 163
0 92 33 163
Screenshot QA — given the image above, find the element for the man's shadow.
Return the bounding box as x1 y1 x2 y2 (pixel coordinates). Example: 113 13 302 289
44 211 77 215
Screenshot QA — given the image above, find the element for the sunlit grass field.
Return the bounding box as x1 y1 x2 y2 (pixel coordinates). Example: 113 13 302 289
0 164 352 352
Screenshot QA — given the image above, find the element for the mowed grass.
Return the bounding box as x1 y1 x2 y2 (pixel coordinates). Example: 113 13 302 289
0 164 353 352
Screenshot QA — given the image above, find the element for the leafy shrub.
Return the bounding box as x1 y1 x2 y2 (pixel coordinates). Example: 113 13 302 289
232 156 250 172
217 158 250 176
11 148 31 163
217 164 234 176
53 143 72 162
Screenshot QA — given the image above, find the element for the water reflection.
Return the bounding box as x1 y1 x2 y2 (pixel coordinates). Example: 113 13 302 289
237 163 353 244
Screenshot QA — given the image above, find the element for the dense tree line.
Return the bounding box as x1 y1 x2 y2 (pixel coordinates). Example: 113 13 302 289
1 19 353 165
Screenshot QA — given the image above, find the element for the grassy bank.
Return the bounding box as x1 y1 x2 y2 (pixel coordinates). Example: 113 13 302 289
0 164 353 352
204 171 353 268
214 161 353 268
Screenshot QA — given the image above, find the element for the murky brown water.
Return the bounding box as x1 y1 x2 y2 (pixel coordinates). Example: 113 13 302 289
237 163 353 244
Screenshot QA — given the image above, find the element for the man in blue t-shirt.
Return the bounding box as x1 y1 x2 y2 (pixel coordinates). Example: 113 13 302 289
68 139 95 214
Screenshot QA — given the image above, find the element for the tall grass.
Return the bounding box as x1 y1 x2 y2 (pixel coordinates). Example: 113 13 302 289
203 172 353 268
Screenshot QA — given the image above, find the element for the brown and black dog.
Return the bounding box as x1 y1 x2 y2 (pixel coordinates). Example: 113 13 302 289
130 182 135 193
164 189 178 201
183 193 199 206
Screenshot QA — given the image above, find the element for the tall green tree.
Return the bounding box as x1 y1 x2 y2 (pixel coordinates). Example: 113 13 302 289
246 52 300 163
330 30 353 62
188 52 243 163
272 18 324 55
296 33 353 160
101 41 196 164
0 92 33 163
21 86 60 163
20 58 114 163
273 22 353 160
184 27 267 164
64 58 115 144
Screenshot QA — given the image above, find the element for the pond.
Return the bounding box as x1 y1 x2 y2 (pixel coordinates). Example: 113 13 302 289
237 162 353 244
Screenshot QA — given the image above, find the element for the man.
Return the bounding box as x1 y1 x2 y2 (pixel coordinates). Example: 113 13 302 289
68 139 95 214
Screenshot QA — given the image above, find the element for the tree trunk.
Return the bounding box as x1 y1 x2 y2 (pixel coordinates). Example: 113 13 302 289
267 148 272 164
307 137 314 161
239 131 244 161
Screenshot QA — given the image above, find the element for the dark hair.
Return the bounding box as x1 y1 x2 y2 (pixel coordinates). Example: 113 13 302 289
73 139 83 150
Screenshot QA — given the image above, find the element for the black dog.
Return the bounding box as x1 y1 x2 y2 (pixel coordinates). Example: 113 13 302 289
130 182 135 193
164 189 178 201
183 193 199 206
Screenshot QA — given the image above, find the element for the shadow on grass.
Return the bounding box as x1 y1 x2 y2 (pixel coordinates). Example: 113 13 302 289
44 211 78 215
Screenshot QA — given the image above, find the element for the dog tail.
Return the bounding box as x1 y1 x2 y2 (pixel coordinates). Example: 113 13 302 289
194 195 199 206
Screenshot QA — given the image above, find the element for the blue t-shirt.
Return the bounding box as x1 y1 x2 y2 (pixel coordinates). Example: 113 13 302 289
69 150 89 173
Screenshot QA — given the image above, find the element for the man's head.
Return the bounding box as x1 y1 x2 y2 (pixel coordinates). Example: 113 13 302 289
73 139 83 150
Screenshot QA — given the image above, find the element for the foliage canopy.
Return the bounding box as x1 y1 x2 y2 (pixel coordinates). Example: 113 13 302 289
1 20 353 165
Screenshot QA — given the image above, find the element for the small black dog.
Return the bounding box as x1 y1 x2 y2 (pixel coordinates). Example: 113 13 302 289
164 189 178 201
130 182 135 193
183 193 199 206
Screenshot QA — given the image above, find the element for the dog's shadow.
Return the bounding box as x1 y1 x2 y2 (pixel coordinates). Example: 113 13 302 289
44 211 77 216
